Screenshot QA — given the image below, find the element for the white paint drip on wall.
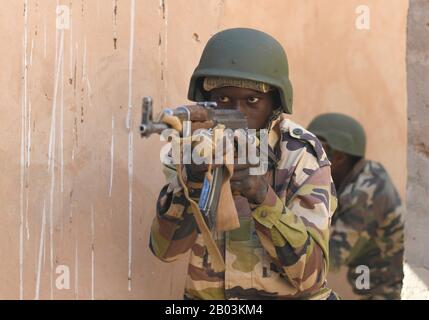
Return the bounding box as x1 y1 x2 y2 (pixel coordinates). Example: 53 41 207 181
87 77 93 102
82 38 93 107
127 0 136 292
126 0 135 131
69 4 73 79
163 0 168 107
82 38 87 82
19 0 30 300
158 1 162 96
74 209 79 299
60 118 65 244
74 42 78 95
48 31 64 171
30 38 34 67
75 238 79 299
47 28 65 301
91 205 95 300
27 100 31 168
157 32 162 79
35 202 46 300
109 115 114 197
48 10 62 166
43 218 46 266
60 49 64 194
34 228 38 273
25 196 30 241
55 0 59 66
26 101 31 241
128 132 134 292
19 69 25 298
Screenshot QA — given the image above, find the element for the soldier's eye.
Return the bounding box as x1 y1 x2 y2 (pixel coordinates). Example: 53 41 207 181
218 96 230 103
248 97 260 104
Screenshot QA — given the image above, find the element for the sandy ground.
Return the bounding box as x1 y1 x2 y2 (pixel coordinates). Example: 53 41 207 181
402 263 429 299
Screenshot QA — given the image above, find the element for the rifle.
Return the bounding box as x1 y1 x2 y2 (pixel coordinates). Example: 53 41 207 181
140 96 253 232
141 96 254 272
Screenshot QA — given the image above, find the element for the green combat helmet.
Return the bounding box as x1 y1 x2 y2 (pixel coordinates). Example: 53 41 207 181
308 113 366 157
187 28 294 114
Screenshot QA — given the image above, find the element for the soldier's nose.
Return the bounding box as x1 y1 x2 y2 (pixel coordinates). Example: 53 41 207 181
236 100 246 112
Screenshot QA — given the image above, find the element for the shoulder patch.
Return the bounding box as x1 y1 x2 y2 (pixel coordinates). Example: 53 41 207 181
280 119 330 167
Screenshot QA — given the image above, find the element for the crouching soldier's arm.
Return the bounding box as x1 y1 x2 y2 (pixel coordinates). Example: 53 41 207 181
329 161 405 272
329 162 405 287
329 206 362 271
232 163 335 294
149 168 203 262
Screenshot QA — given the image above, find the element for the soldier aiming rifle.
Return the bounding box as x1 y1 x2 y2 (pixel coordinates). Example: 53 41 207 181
145 28 338 300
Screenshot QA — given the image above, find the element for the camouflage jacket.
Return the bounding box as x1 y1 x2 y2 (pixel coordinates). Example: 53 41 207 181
329 159 404 299
149 115 337 300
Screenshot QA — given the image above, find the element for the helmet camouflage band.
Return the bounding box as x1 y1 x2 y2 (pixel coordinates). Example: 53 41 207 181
187 28 294 114
307 113 366 157
203 77 274 93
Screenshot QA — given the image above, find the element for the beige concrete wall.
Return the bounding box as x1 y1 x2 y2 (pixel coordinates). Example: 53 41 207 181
0 0 407 299
402 0 429 300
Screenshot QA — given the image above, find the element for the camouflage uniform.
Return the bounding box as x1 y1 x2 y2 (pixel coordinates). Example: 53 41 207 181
149 114 337 300
329 159 404 299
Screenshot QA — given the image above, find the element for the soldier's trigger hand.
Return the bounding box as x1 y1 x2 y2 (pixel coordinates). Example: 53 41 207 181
230 166 268 205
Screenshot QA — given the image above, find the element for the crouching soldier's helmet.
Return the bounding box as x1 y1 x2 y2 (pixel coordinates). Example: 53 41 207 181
308 113 366 157
187 28 294 114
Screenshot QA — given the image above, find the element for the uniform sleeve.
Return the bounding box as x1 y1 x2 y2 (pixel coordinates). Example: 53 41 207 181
329 206 365 271
149 173 203 262
329 175 404 272
376 205 404 263
251 164 336 293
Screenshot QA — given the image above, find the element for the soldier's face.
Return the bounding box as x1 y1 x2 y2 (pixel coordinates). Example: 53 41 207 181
209 87 276 129
318 137 348 186
320 139 334 162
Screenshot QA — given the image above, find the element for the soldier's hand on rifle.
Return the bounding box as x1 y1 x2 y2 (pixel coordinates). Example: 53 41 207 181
186 130 234 182
230 164 269 205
